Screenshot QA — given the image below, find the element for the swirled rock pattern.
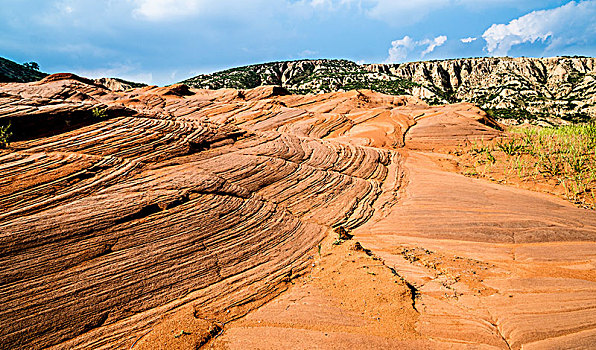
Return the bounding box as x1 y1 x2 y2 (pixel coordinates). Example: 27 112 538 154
1 74 595 349
0 76 413 349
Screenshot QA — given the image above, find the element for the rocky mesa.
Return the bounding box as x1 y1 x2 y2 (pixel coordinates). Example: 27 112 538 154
183 57 596 123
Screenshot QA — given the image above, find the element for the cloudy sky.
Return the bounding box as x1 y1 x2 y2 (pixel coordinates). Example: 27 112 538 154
1 0 594 85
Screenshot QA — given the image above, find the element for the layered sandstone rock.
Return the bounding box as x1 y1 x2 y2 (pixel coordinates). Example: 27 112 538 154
0 75 412 349
1 74 595 349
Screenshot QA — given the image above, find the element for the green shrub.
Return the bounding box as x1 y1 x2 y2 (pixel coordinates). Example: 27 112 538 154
496 138 525 155
92 107 107 119
23 61 40 71
0 122 12 149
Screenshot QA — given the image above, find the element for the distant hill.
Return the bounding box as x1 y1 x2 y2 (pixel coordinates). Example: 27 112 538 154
0 57 47 83
181 57 596 123
181 59 418 97
0 57 149 92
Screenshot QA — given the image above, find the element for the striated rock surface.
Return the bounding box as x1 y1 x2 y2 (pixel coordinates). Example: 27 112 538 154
0 75 414 349
1 74 595 349
183 57 596 122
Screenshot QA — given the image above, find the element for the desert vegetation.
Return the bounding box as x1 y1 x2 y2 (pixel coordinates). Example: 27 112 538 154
458 122 596 209
0 122 12 149
92 107 107 119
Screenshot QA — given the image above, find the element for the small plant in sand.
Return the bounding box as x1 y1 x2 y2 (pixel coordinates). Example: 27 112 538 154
92 107 108 119
496 137 525 156
469 139 491 157
0 122 12 149
173 330 191 338
484 150 496 164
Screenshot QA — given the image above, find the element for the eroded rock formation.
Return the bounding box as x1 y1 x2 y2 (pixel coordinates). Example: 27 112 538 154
183 57 596 122
0 75 416 349
1 74 595 349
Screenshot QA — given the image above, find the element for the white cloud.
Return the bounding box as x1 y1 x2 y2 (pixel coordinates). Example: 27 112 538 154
421 35 447 56
367 0 449 26
482 0 596 56
308 0 361 9
386 35 447 63
299 49 318 56
130 0 359 21
460 37 476 43
309 0 349 8
132 0 204 20
387 36 415 62
52 1 76 15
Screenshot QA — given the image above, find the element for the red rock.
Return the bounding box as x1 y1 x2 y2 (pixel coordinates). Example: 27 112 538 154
0 78 594 350
40 73 98 86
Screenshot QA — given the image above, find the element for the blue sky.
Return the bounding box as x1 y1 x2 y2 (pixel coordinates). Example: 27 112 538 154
1 0 595 85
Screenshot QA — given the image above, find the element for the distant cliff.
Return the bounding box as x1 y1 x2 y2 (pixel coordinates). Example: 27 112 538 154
182 57 596 122
370 57 596 122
